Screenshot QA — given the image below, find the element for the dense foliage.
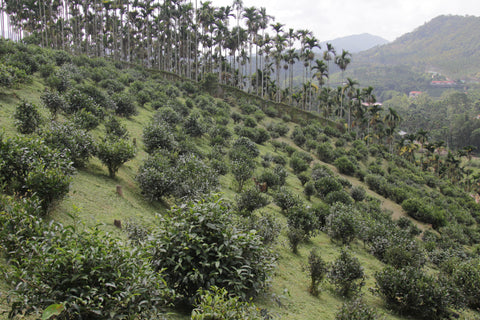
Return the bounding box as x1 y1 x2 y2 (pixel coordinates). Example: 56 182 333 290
0 195 171 319
148 197 275 303
0 133 73 212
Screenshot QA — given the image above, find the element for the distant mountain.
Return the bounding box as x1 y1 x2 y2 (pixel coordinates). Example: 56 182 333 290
337 15 480 97
319 33 389 54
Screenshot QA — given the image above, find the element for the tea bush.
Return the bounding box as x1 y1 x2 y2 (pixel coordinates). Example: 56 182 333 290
148 197 275 303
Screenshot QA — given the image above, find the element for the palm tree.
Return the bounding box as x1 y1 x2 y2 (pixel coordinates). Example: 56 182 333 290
285 48 298 104
312 59 328 89
271 22 285 103
342 78 359 131
323 42 336 86
384 107 401 152
334 49 352 85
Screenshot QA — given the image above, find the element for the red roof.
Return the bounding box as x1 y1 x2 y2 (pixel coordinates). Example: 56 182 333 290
431 80 455 84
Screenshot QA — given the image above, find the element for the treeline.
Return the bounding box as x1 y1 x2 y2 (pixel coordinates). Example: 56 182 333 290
384 90 480 152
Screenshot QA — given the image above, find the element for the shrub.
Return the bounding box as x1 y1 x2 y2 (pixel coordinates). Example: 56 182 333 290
287 204 319 239
452 259 480 309
382 237 426 269
265 106 278 117
290 154 309 174
113 92 137 117
231 155 256 192
325 190 354 206
254 127 270 144
351 186 366 202
136 89 151 106
324 125 341 137
98 78 125 93
375 266 458 319
64 88 97 114
154 106 181 126
334 156 357 176
248 211 281 245
401 197 446 228
335 298 379 320
243 116 257 127
104 116 129 139
149 197 275 303
97 136 136 178
326 203 357 245
297 172 310 186
335 138 346 147
46 65 72 92
328 249 365 297
191 287 263 320
287 226 305 254
41 89 66 119
42 121 96 168
274 187 302 213
184 112 206 137
72 109 100 130
1 197 170 319
77 83 116 110
143 120 178 153
0 134 74 212
315 176 343 198
268 122 289 136
14 101 42 134
291 126 306 146
231 137 259 158
307 250 328 296
236 187 270 215
256 169 278 189
317 142 335 163
304 182 316 200
0 62 28 87
137 152 218 201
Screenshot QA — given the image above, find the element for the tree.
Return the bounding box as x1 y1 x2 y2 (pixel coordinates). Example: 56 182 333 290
328 249 365 297
137 151 219 201
97 135 136 178
334 49 351 85
307 249 328 296
312 59 328 90
148 197 275 303
342 78 359 130
14 101 42 134
326 203 358 245
323 42 336 86
42 121 97 168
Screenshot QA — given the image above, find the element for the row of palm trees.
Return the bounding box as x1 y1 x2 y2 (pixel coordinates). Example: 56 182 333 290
2 0 357 110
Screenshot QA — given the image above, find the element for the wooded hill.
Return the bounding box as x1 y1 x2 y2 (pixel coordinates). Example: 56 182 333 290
1 39 480 320
333 15 480 97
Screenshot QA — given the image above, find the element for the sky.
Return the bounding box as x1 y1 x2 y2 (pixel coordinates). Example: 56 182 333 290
211 0 479 42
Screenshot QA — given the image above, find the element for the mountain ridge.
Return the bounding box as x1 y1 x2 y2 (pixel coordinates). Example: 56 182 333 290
319 33 389 54
352 15 480 79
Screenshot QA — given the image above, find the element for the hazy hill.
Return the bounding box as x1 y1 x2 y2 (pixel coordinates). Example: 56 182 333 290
356 14 480 77
319 33 389 54
336 15 480 96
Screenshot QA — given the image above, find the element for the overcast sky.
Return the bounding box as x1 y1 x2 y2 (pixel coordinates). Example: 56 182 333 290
211 0 479 42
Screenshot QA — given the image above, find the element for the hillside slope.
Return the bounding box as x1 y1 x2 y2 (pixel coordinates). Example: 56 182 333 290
1 43 480 320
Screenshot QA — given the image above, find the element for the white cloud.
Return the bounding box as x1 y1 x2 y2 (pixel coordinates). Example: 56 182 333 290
210 0 480 41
